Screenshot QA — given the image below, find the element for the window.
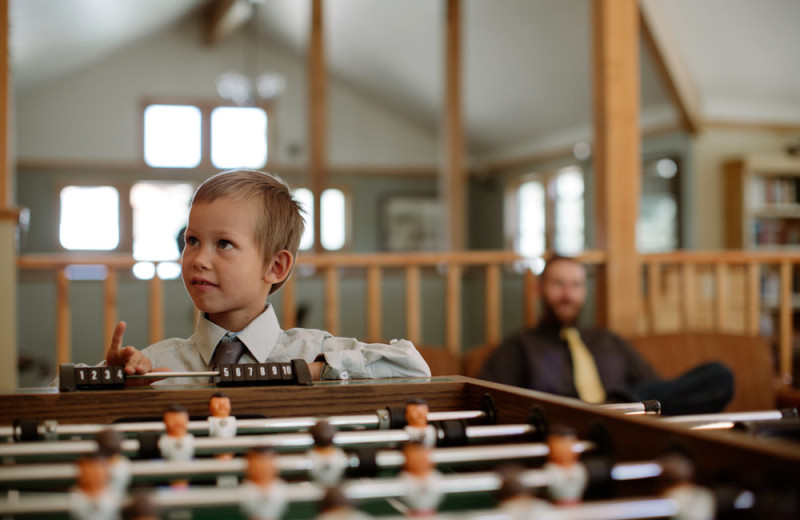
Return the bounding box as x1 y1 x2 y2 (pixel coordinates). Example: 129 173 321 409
292 187 348 251
508 158 682 259
143 102 270 169
638 157 681 252
553 168 584 255
211 107 268 168
508 167 585 271
59 186 120 251
130 182 194 280
143 105 202 168
516 180 546 258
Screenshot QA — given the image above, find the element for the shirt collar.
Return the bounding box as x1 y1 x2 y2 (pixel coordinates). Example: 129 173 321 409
194 305 283 364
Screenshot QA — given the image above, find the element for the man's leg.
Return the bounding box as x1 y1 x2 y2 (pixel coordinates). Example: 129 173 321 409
630 362 735 415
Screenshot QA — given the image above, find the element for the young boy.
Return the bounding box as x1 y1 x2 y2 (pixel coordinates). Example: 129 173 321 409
105 169 430 385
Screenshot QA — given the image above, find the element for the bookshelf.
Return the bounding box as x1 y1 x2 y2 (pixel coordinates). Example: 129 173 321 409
725 154 800 249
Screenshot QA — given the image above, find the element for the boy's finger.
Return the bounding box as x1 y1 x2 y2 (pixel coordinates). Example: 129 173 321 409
122 349 150 375
109 322 127 353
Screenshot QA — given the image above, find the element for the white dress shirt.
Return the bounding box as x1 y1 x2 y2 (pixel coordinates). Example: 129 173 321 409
139 305 431 385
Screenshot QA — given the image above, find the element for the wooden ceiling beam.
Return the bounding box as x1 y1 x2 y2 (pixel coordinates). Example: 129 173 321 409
204 0 254 46
639 0 702 134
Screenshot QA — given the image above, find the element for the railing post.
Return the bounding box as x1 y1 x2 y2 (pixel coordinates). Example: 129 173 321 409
645 261 659 334
746 262 760 336
148 274 163 345
405 265 421 345
714 262 728 333
282 275 297 329
324 266 339 336
366 266 382 343
445 264 462 357
56 268 71 366
680 262 695 332
485 263 501 346
103 268 118 356
779 259 793 386
523 268 538 329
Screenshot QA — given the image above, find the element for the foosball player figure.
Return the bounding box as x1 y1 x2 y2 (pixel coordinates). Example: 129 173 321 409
239 447 288 520
398 440 444 517
495 464 554 520
122 494 160 520
658 452 715 520
308 420 349 487
69 451 121 520
316 487 373 520
157 404 195 489
542 425 588 505
95 428 132 494
404 398 436 448
208 391 237 451
208 391 238 486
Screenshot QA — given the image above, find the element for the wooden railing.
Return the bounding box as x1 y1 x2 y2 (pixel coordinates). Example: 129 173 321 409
17 250 799 387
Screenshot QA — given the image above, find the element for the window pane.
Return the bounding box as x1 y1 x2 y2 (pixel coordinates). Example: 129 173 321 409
156 261 182 280
293 188 314 250
211 106 268 169
144 105 202 168
517 181 545 257
554 168 584 255
133 261 156 280
59 186 119 250
639 157 681 252
130 182 194 262
321 189 345 251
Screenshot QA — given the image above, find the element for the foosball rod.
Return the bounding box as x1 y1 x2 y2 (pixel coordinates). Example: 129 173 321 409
0 423 539 460
0 409 488 441
660 407 797 430
0 441 600 485
0 399 659 442
371 498 681 520
0 465 674 517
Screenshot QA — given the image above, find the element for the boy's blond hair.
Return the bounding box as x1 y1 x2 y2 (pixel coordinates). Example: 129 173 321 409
191 169 305 293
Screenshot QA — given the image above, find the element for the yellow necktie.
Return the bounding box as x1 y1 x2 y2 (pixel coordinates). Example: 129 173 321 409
561 327 606 404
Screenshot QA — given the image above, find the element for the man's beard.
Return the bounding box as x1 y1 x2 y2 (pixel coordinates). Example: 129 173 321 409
540 298 581 328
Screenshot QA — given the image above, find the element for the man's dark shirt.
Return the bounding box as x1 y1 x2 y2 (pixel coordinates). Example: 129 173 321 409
478 322 659 399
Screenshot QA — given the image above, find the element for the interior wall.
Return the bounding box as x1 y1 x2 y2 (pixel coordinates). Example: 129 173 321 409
690 127 800 249
14 12 438 167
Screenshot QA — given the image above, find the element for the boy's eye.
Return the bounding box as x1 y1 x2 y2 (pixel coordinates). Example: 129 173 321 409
185 236 198 247
217 239 233 250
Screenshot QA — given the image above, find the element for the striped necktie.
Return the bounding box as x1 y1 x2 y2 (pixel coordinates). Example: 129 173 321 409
561 327 606 404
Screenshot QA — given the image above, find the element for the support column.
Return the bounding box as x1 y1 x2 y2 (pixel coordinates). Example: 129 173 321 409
441 0 466 251
308 0 328 253
0 0 19 389
592 0 642 335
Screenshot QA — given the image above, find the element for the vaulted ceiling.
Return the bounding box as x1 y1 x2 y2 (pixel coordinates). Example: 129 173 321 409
10 0 800 156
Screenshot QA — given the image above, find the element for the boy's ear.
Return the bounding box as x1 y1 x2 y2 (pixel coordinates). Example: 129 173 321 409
263 250 294 284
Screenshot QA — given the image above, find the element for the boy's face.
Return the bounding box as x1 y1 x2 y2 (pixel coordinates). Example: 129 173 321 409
182 196 272 332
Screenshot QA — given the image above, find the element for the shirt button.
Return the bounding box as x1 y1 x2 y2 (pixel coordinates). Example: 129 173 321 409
340 370 350 380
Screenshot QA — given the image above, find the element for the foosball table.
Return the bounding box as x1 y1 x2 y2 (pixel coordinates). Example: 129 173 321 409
1 369 798 519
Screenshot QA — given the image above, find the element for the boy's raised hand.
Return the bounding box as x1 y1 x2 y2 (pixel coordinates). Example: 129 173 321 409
106 321 169 386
